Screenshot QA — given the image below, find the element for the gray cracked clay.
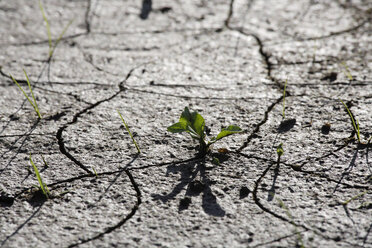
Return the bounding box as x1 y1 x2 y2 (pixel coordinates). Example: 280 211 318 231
1 0 371 247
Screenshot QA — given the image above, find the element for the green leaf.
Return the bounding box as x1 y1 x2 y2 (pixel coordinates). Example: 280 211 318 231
168 107 205 138
190 112 205 137
214 125 242 141
30 153 49 198
276 143 284 157
167 122 188 133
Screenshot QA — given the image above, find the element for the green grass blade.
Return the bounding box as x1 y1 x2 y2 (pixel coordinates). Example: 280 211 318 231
282 79 287 119
340 100 360 142
10 74 35 108
39 0 52 56
23 69 42 119
50 19 74 57
29 153 49 198
10 73 41 119
117 110 141 153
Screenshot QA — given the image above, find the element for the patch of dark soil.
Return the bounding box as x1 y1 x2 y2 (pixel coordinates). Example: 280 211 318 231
278 118 296 133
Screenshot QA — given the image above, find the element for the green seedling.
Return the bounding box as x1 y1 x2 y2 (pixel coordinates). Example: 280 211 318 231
340 100 360 143
117 110 141 153
282 79 288 119
340 61 353 80
167 107 243 156
29 153 50 199
277 143 284 158
10 70 42 119
39 0 74 59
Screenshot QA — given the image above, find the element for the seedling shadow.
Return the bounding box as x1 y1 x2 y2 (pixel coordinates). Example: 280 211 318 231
152 157 225 217
278 118 296 133
0 200 44 247
333 147 358 194
267 162 280 201
95 154 139 203
139 0 152 19
0 119 40 176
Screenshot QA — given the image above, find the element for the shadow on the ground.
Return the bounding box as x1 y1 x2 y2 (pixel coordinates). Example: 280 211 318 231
0 199 44 247
151 157 226 217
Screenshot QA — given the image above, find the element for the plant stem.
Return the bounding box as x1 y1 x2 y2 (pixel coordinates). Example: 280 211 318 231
117 110 141 154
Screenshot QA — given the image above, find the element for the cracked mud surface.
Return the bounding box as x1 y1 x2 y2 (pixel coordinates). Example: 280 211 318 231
1 0 371 247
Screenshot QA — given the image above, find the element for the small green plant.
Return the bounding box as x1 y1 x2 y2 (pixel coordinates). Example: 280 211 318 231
340 100 360 143
29 153 50 199
277 143 284 158
10 70 42 119
117 110 141 153
167 107 242 156
282 79 288 119
39 0 74 59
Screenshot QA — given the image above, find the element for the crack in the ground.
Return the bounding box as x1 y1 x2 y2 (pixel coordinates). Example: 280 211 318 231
0 33 88 48
224 0 235 27
237 95 283 152
67 170 141 248
56 90 122 174
85 0 92 34
127 87 258 101
251 231 305 248
298 16 371 41
55 66 136 174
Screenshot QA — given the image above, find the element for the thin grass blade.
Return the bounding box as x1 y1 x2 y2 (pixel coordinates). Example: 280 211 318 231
23 69 42 119
117 110 141 153
10 74 35 108
39 0 52 56
10 74 41 118
50 19 74 57
340 100 360 142
29 153 49 198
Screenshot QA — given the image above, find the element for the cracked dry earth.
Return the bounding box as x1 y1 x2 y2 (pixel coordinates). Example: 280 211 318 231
0 0 371 247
